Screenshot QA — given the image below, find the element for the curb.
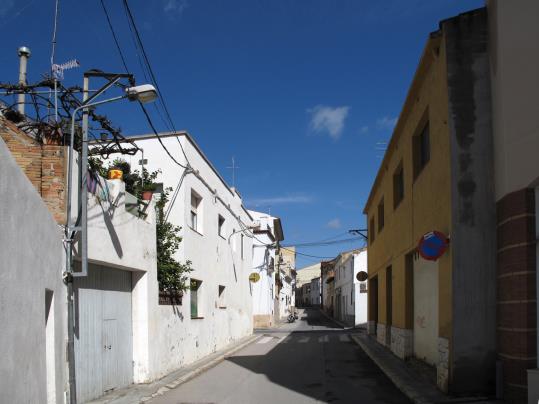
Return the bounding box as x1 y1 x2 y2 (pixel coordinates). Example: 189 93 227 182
350 335 495 404
139 333 263 403
317 308 349 329
350 334 436 404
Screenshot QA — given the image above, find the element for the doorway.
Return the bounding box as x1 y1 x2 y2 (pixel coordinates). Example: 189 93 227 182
369 276 378 335
386 266 393 346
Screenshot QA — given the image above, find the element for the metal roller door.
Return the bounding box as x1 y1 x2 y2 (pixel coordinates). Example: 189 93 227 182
74 264 133 402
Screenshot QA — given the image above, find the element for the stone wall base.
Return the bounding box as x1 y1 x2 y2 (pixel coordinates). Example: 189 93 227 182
253 314 273 329
390 326 413 359
367 321 376 335
437 337 449 393
376 323 388 346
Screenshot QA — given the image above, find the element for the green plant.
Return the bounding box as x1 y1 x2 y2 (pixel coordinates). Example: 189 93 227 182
89 157 160 199
156 187 193 294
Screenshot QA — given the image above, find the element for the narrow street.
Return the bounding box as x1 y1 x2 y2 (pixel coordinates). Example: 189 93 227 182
150 308 410 404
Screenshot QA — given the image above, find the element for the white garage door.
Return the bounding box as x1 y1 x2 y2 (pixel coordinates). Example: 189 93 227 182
74 264 133 402
413 256 439 366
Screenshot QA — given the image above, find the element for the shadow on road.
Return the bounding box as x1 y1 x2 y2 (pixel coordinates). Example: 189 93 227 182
228 308 411 403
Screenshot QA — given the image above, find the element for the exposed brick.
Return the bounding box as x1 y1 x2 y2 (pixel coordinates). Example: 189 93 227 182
497 188 535 223
1 117 67 224
498 328 537 357
497 215 536 250
500 356 536 386
498 301 537 329
498 244 536 276
503 383 528 404
498 272 537 301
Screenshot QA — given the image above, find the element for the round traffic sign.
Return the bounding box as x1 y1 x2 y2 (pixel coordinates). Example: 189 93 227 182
356 271 368 282
249 272 261 283
418 231 449 261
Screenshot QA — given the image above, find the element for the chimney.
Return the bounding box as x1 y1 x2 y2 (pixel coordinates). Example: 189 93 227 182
17 46 31 115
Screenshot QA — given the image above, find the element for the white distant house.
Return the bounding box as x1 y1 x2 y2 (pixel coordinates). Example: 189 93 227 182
310 277 321 306
118 131 254 379
248 210 284 328
333 248 368 327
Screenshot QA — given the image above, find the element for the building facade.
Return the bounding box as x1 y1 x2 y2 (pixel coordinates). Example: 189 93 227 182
120 132 254 379
487 1 539 403
249 210 284 328
364 9 496 395
310 277 321 307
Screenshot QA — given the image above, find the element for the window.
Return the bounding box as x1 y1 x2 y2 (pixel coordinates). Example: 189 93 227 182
369 217 375 244
377 199 384 232
218 285 226 308
190 190 202 233
218 215 225 238
413 122 430 179
190 279 202 318
393 163 404 208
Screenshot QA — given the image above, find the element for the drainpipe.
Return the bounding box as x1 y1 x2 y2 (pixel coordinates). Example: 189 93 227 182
17 46 31 115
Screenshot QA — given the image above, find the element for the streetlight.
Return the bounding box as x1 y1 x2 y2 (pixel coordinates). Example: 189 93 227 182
65 73 157 404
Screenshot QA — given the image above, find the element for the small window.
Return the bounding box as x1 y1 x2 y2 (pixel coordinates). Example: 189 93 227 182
413 122 430 179
218 215 225 238
377 199 384 232
218 285 226 308
393 163 404 208
190 279 202 318
369 217 375 244
190 191 202 233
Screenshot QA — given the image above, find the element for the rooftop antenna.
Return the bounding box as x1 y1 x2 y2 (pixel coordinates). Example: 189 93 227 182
227 156 240 188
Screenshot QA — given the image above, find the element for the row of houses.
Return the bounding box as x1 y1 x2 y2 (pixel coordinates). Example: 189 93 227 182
0 114 295 401
362 2 538 404
294 249 368 328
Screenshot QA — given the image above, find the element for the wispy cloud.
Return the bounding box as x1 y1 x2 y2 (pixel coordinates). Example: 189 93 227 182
247 195 313 207
326 218 342 229
376 116 397 130
308 105 350 140
164 0 188 17
359 125 369 135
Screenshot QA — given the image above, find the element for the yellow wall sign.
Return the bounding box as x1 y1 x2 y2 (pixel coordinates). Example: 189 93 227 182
249 273 260 283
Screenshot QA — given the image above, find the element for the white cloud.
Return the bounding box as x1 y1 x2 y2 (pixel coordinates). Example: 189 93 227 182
326 218 341 229
359 125 369 134
376 116 397 130
164 0 188 17
247 195 313 207
308 105 350 140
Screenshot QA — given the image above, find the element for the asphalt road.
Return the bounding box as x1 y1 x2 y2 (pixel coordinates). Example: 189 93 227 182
150 308 410 404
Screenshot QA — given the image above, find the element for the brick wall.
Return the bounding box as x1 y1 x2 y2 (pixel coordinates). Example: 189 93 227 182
0 117 67 224
497 188 537 404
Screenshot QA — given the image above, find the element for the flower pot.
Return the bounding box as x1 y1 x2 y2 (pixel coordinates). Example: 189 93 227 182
141 190 154 201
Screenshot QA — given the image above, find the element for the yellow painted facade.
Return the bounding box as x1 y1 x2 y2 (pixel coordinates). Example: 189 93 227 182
364 34 453 340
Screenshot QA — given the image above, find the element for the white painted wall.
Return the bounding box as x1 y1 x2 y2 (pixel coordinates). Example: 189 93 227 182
249 210 277 322
353 250 368 326
310 277 321 306
0 138 67 404
119 133 253 379
413 256 439 366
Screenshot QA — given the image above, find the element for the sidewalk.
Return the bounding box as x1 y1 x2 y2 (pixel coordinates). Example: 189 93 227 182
350 332 502 404
88 333 262 404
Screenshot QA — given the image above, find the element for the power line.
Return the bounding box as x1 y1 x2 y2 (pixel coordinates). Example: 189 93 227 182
280 246 335 260
99 0 188 170
283 236 363 248
121 0 192 168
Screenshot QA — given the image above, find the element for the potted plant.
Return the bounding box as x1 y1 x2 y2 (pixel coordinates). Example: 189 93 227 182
141 183 156 201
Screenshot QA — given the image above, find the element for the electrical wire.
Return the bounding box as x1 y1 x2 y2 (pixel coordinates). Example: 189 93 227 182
280 246 335 260
283 236 363 248
99 0 188 170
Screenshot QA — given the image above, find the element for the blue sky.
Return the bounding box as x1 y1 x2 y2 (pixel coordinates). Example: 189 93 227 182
0 0 484 268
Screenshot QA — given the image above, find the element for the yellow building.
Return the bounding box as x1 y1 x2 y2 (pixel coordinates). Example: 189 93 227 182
363 9 496 396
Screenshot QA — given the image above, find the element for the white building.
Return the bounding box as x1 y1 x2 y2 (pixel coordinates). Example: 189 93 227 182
310 277 321 306
333 248 368 327
118 132 254 378
249 210 284 328
275 246 296 319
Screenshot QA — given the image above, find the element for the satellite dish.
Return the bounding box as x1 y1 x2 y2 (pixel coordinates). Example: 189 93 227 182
356 271 368 282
